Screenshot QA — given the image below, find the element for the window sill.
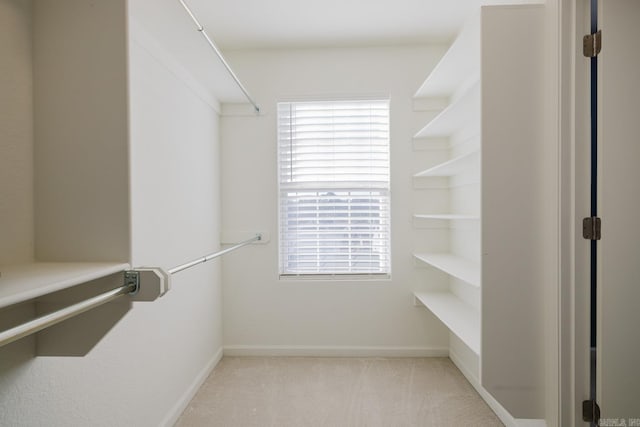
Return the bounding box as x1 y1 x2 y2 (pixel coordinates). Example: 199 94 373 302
278 273 391 282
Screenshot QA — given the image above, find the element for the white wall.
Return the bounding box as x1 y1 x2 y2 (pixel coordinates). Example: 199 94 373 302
0 0 33 264
0 3 224 425
33 0 130 262
220 46 452 355
127 23 224 426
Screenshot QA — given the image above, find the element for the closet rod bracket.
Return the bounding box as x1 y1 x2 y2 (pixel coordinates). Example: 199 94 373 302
127 268 171 302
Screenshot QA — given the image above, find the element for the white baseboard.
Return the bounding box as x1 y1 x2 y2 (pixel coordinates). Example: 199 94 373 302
160 347 224 427
449 349 546 427
449 348 516 427
223 345 448 358
513 420 547 427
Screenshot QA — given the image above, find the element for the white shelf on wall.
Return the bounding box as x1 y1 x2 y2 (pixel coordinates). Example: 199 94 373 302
414 13 480 99
414 291 480 355
0 262 130 310
414 150 479 177
413 214 480 229
414 214 480 221
412 137 450 152
413 253 480 288
414 83 480 139
413 213 480 229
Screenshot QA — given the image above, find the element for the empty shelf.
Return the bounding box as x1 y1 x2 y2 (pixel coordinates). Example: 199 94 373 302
414 214 480 220
413 253 480 287
414 150 479 177
0 262 131 309
414 13 480 99
413 214 481 229
414 83 480 139
414 291 480 354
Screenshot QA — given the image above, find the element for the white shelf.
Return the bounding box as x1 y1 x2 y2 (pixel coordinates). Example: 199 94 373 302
412 215 480 230
414 150 479 177
413 253 480 287
412 137 450 151
414 291 480 355
414 214 480 221
414 13 480 99
414 83 480 139
0 262 130 309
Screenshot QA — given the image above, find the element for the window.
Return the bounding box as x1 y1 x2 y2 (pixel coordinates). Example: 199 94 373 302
278 99 391 277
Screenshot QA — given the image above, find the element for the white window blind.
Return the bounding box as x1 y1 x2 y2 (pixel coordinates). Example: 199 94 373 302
278 99 391 276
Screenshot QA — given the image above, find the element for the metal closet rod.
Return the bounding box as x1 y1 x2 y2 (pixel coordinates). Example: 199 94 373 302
0 235 261 348
178 0 260 113
168 234 262 275
0 282 137 348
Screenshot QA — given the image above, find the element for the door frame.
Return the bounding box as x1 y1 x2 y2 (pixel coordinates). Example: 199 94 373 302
558 0 593 425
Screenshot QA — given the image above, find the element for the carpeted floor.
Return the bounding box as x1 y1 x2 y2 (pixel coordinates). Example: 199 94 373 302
175 357 503 427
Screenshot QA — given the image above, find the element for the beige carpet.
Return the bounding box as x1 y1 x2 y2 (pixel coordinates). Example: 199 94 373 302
175 357 503 427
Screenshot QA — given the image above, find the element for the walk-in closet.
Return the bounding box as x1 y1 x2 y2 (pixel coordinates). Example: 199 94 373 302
1 0 639 426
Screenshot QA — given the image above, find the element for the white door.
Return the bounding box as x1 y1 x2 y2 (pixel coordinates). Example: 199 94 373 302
598 0 640 420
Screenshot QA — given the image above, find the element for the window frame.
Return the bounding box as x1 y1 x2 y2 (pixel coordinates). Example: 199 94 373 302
276 98 392 279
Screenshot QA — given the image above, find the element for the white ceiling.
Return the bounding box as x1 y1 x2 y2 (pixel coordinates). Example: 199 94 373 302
130 0 540 103
184 0 537 49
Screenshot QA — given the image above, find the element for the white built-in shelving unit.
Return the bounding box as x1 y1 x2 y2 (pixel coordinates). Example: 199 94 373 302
0 1 134 312
411 4 546 423
412 8 482 361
